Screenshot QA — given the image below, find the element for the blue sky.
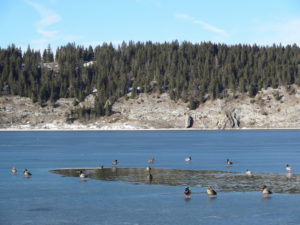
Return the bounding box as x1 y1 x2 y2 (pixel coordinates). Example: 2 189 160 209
1 0 300 51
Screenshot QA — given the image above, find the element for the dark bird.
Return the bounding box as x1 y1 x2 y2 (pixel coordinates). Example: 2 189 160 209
23 169 32 177
226 159 233 166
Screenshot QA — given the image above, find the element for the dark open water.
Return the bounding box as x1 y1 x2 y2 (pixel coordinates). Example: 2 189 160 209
1 130 300 225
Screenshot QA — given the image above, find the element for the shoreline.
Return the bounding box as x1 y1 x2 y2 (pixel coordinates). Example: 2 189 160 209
2 87 300 133
1 127 300 131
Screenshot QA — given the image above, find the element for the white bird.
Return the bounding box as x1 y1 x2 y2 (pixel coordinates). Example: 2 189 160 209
286 164 292 173
207 187 217 196
79 170 86 178
112 160 118 166
245 169 253 176
11 167 17 174
260 185 272 196
23 169 32 177
147 158 155 164
185 157 192 162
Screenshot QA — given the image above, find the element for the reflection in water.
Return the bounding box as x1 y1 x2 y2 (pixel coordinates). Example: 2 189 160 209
147 173 153 183
111 167 117 173
79 179 88 183
185 195 191 200
261 195 272 202
51 168 300 194
286 172 292 179
207 195 217 202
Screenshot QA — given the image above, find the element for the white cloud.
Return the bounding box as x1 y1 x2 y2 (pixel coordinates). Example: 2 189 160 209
25 0 61 50
26 0 60 29
175 13 226 35
25 0 83 50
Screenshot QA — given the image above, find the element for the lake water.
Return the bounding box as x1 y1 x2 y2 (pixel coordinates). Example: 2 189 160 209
1 130 300 225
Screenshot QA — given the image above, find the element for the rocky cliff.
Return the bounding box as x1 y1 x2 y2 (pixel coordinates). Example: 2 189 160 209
1 86 300 130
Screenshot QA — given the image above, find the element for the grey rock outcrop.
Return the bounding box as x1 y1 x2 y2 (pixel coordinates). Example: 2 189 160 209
225 110 240 128
186 116 194 128
2 85 300 130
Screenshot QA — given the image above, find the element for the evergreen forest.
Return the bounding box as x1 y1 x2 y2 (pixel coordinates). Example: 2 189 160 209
1 41 300 117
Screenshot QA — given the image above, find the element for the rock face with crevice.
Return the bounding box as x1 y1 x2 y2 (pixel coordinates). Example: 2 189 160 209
225 110 240 128
1 85 300 130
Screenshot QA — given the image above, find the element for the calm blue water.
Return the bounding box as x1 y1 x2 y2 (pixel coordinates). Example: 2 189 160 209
1 130 300 225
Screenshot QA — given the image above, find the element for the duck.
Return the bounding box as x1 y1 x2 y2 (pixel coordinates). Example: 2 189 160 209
23 169 32 177
245 169 253 176
11 167 17 174
286 164 292 173
146 166 151 171
184 186 191 196
79 170 86 178
207 187 217 196
112 160 118 166
260 185 272 196
185 157 192 162
147 158 155 164
226 159 233 166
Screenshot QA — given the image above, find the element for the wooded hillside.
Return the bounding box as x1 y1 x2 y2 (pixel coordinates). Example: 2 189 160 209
1 41 300 118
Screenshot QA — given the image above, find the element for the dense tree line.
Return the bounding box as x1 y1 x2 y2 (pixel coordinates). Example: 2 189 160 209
0 41 300 117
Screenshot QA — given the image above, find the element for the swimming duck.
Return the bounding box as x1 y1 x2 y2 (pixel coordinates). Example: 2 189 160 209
184 186 191 196
185 157 192 162
286 164 292 173
79 170 86 178
23 169 32 177
226 159 233 166
260 185 272 196
207 187 217 196
147 158 155 164
11 167 17 174
112 160 118 166
245 169 253 176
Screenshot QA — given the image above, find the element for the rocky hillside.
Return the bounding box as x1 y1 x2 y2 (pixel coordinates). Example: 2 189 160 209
1 85 300 130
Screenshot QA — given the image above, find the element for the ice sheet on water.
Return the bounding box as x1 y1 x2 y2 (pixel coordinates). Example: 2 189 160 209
51 168 300 193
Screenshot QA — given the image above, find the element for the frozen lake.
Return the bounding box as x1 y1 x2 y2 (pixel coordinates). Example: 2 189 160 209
1 130 300 225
